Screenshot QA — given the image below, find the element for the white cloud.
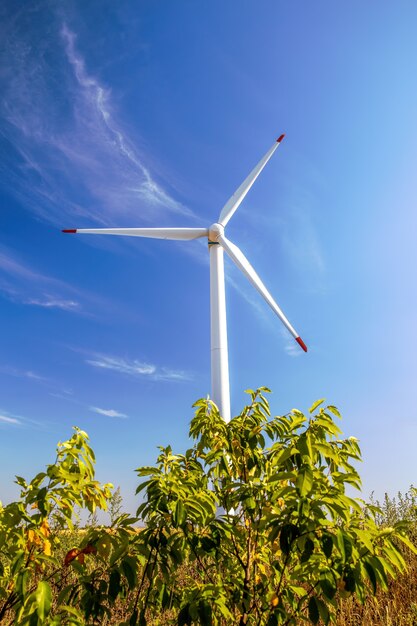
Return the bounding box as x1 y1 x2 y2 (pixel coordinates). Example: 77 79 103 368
25 371 44 380
0 247 81 310
284 342 304 358
90 407 128 418
281 204 325 278
0 246 112 316
0 414 20 425
26 296 80 311
86 355 156 376
279 327 305 358
0 409 52 431
61 24 193 219
0 365 45 381
0 14 194 228
85 353 191 382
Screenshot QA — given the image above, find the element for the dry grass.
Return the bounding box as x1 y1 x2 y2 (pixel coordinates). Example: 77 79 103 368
15 488 417 625
336 543 417 626
56 530 417 625
111 544 417 625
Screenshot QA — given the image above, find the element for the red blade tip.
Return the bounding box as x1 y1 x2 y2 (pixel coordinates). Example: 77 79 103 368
276 134 285 143
62 229 77 233
296 337 308 352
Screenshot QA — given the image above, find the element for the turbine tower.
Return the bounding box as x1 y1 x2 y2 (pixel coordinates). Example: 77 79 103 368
63 135 307 422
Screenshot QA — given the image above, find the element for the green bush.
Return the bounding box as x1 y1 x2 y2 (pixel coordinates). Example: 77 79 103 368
0 389 414 625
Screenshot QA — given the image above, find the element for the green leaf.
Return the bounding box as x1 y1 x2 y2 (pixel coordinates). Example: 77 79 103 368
122 556 137 590
109 569 122 602
245 497 256 511
15 569 29 600
317 598 330 625
368 556 388 589
301 537 314 562
174 499 186 526
364 561 377 594
57 583 76 606
296 466 313 496
110 540 129 566
198 600 213 626
336 530 346 561
397 532 417 554
308 596 320 624
309 399 325 414
322 534 333 559
36 581 52 620
280 524 299 555
344 569 356 593
178 605 192 626
327 405 341 419
320 578 336 600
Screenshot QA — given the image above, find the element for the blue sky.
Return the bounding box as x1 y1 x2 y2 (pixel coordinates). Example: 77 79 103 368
1 1 417 512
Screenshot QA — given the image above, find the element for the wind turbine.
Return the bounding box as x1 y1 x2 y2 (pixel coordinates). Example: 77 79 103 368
63 135 307 422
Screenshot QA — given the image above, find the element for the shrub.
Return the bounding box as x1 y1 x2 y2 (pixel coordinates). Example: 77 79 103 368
0 389 415 625
135 388 414 625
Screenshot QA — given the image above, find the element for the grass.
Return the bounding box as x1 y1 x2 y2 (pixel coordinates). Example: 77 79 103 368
3 487 417 625
335 487 417 626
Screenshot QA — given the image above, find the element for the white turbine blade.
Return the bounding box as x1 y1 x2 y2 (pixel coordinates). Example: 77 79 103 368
62 227 208 240
218 234 307 352
218 135 285 227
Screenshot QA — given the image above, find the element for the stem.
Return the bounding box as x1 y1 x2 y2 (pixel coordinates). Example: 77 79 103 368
239 515 253 625
183 526 215 584
0 557 65 622
0 591 17 623
141 535 161 616
230 529 246 571
133 541 155 615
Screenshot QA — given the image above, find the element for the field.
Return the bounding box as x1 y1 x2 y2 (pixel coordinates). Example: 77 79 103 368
2 395 417 625
2 522 417 625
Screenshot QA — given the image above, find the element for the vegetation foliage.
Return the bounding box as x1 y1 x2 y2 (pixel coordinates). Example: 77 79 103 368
0 388 415 625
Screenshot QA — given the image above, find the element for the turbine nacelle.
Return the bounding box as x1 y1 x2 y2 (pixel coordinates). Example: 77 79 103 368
208 223 224 243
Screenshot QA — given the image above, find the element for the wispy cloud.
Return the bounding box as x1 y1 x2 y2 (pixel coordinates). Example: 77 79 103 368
0 363 80 409
85 353 192 382
278 327 306 358
241 170 326 296
0 246 107 315
0 408 54 431
25 296 80 311
280 203 325 283
0 247 81 312
90 406 128 418
0 407 33 427
0 365 46 381
284 342 305 358
62 25 191 218
0 414 21 426
0 13 193 228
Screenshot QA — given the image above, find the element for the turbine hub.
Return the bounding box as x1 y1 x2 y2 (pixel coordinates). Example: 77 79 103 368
208 223 224 242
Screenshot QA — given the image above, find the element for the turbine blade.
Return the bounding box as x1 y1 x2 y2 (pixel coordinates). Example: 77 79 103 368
218 135 285 227
218 234 307 352
62 227 208 240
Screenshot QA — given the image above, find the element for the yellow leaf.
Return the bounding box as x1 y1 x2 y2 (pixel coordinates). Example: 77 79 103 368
40 519 50 538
